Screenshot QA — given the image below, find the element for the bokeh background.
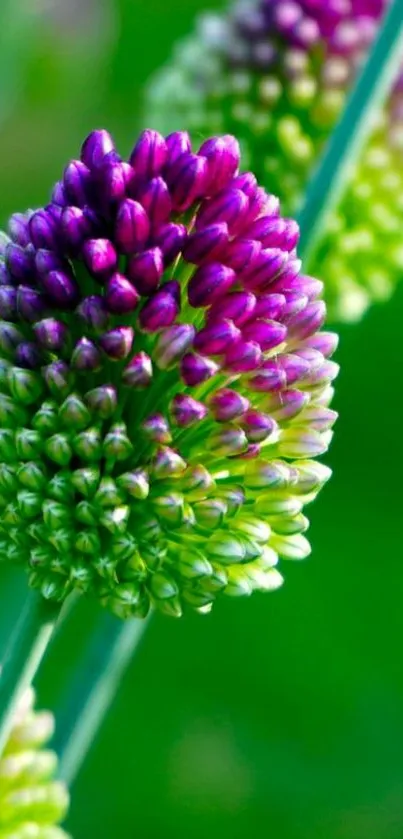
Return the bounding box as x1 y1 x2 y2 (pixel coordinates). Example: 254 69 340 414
1 1 403 837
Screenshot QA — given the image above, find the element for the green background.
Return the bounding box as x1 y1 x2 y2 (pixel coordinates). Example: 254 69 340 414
1 1 403 836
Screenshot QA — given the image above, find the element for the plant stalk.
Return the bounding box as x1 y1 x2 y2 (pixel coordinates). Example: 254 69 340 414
56 610 152 786
0 589 62 757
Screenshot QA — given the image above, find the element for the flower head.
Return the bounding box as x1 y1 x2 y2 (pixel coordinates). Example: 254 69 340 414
0 129 337 618
147 1 403 321
0 689 69 837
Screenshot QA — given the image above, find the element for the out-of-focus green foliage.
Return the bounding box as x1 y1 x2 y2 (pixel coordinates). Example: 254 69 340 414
1 1 403 837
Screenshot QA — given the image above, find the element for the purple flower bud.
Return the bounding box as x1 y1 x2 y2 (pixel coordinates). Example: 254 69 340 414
0 286 17 320
33 318 68 351
85 385 117 419
181 352 219 386
16 285 47 323
152 222 187 265
81 129 115 170
198 135 240 194
170 393 207 426
0 261 12 286
287 301 327 340
34 248 66 278
254 293 286 321
51 180 68 206
207 291 256 326
194 319 241 356
223 238 262 273
209 388 249 421
196 188 249 236
242 410 277 442
122 351 153 388
139 284 179 332
61 206 91 253
129 130 168 178
282 291 309 320
271 273 324 301
0 321 24 356
15 341 41 369
63 160 92 207
43 360 73 399
165 153 209 212
41 269 80 308
242 319 287 351
224 339 262 372
232 173 257 196
8 212 32 247
259 217 300 251
183 223 229 265
142 413 171 443
301 331 338 357
96 155 127 203
71 337 102 371
104 273 139 315
127 247 164 295
165 131 192 165
76 294 110 331
264 389 309 422
115 200 150 255
5 243 35 283
135 176 172 227
82 238 118 278
243 248 288 290
99 327 134 360
188 263 236 308
154 323 195 369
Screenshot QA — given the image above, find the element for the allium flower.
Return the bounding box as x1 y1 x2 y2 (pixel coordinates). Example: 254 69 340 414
147 0 403 321
0 689 69 838
0 129 337 619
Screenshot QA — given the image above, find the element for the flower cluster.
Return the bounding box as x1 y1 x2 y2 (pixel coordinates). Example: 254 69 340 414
0 689 69 838
147 0 403 321
0 128 337 619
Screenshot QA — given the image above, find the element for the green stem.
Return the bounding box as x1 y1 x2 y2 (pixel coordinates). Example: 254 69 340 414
298 0 403 261
56 610 152 787
0 589 62 757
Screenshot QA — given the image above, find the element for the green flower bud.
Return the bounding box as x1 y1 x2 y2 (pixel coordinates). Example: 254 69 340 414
0 429 17 462
270 533 311 560
74 530 101 555
269 512 309 536
116 469 150 500
152 447 186 479
103 423 133 461
178 464 215 500
71 466 100 498
93 553 118 581
276 427 328 459
93 477 125 507
110 533 137 561
47 472 75 503
17 462 47 491
99 506 130 536
177 549 213 580
206 532 246 564
7 367 43 405
44 434 72 467
17 491 43 519
32 400 59 435
0 463 19 495
0 393 27 427
85 385 117 419
42 501 71 531
75 501 99 526
244 460 294 491
48 529 74 554
255 496 303 517
16 429 42 461
150 571 179 600
72 427 102 461
153 492 185 526
194 498 227 528
231 514 271 544
58 393 91 430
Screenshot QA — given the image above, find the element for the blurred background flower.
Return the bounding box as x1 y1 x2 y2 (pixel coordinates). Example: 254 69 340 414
0 688 69 837
0 1 402 838
146 0 403 321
